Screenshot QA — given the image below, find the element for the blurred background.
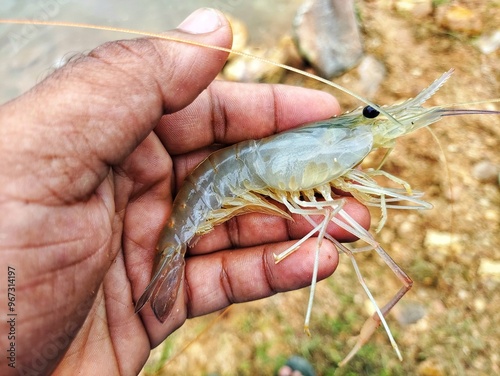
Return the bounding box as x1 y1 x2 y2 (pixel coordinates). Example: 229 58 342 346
1 1 498 375
0 0 303 103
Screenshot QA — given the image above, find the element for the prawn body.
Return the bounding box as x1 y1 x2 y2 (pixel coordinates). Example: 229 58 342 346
135 71 498 366
1 17 498 368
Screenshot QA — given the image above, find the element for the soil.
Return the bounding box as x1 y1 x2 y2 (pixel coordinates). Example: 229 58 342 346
144 2 499 376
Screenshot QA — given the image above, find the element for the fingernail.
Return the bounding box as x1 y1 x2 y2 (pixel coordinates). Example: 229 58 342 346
177 8 223 34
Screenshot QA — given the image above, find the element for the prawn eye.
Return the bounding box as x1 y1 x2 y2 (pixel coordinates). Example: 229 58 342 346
363 105 380 118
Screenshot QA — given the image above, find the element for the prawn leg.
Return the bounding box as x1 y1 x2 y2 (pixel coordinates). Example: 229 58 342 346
330 207 413 364
272 187 412 364
197 191 292 235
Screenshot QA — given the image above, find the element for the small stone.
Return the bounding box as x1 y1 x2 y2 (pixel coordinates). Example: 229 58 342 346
429 299 446 315
223 46 286 83
293 0 364 77
478 260 500 280
424 230 462 248
356 55 386 98
472 160 499 183
457 289 469 300
436 5 483 36
397 220 415 237
395 0 433 18
473 298 486 313
380 228 395 244
363 298 375 316
444 184 462 202
474 29 500 54
393 300 427 326
484 209 498 222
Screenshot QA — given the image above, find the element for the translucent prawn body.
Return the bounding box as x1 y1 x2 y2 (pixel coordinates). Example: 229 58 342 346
134 69 498 365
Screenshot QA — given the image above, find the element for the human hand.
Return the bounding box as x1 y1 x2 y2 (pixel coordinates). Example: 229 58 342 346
0 8 369 375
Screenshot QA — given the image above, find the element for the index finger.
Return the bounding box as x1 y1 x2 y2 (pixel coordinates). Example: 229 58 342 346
156 80 340 155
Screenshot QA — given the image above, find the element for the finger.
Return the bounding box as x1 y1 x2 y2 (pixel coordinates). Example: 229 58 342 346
113 132 173 213
115 132 175 291
0 8 232 204
188 197 370 255
185 239 339 317
144 238 339 345
157 80 340 156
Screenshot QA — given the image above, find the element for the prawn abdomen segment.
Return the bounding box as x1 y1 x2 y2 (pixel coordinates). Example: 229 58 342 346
194 143 292 233
251 123 374 191
135 149 254 319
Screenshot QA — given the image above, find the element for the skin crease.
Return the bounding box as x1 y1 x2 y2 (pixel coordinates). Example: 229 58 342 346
0 8 370 376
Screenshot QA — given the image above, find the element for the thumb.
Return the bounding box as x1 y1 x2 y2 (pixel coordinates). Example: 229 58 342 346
0 8 232 203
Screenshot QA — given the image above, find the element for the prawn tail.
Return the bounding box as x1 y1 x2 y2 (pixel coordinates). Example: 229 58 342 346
134 245 186 322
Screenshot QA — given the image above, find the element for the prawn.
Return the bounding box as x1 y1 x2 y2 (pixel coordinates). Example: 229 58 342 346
132 67 498 365
1 18 499 368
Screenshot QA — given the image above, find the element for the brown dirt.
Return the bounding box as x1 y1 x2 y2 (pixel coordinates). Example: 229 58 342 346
143 2 500 375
